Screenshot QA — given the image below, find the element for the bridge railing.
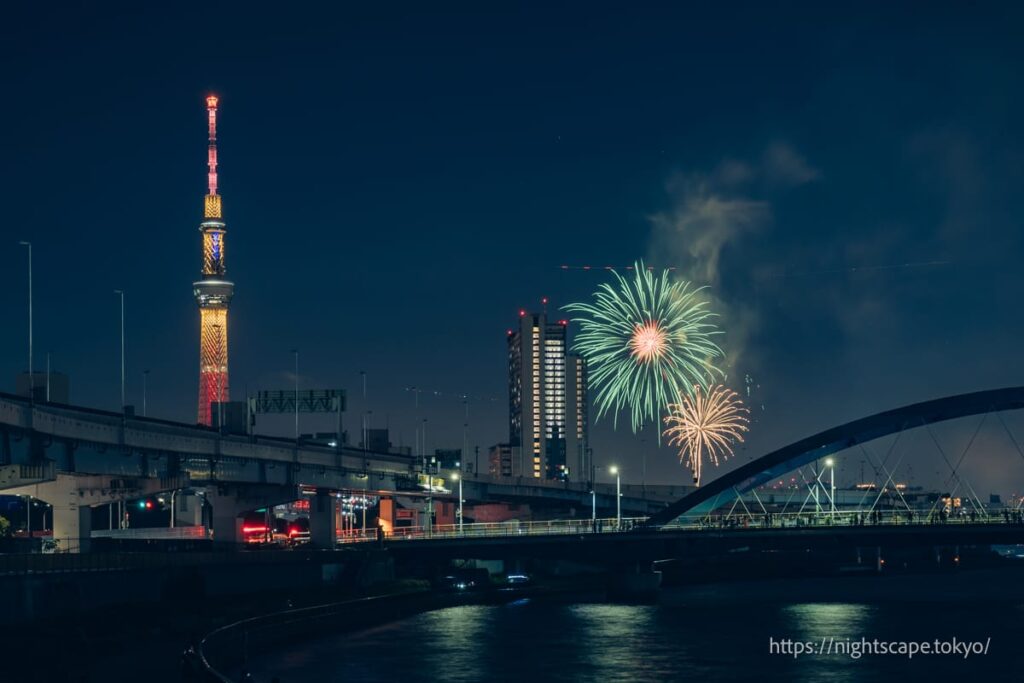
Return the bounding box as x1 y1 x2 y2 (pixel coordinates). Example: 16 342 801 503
91 526 212 540
356 507 1024 544
375 517 648 542
662 507 1024 530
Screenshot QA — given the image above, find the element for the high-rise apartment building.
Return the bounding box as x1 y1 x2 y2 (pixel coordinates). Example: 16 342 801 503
507 311 588 480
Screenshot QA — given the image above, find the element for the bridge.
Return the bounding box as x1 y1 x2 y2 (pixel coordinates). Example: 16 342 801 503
2 386 1022 555
646 385 1024 528
0 392 679 551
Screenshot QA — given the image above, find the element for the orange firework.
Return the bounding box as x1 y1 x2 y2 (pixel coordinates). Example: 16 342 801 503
663 384 750 486
630 320 667 362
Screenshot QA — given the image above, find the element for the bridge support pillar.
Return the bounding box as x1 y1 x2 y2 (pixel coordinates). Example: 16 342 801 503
204 484 303 548
51 498 93 553
210 503 245 548
310 490 337 549
8 473 181 552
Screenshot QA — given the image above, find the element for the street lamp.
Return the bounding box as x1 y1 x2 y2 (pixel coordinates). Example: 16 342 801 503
610 465 621 529
142 370 150 417
452 472 463 535
422 418 431 536
114 290 125 411
291 349 299 440
18 241 33 400
360 370 368 455
825 457 836 514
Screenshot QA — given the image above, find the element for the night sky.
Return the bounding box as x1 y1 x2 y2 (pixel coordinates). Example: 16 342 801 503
3 3 1023 496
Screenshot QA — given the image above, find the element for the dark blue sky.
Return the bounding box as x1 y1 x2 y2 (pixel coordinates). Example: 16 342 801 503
3 3 1023 494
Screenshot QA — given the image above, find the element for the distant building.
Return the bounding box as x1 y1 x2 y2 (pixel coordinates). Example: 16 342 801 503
488 443 520 478
567 354 590 481
15 371 70 404
507 311 588 480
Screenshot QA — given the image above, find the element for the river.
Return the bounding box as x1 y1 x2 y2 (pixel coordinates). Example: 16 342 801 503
251 571 1024 682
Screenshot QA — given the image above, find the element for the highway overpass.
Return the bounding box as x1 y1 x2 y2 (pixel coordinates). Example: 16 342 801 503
0 392 681 549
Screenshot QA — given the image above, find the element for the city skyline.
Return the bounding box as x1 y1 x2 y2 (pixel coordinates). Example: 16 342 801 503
3 4 1024 494
5 7 1024 682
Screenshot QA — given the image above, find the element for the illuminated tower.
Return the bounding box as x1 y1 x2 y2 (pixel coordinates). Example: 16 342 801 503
193 95 233 425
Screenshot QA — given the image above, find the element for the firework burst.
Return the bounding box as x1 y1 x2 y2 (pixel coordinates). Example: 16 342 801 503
663 384 750 486
564 261 723 433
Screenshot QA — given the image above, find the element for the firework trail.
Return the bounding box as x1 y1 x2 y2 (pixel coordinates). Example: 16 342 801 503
564 261 723 433
663 384 750 485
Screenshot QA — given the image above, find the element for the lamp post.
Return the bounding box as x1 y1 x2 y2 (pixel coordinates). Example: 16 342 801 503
452 472 463 535
291 349 299 440
18 241 33 399
610 465 621 529
423 418 431 536
360 370 367 453
142 370 150 417
114 290 125 411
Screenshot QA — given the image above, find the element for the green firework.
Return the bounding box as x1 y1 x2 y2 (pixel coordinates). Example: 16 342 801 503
564 261 723 434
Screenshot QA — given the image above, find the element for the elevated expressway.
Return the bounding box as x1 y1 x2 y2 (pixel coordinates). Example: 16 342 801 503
0 392 680 549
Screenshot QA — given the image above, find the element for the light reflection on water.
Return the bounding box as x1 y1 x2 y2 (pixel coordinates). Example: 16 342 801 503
782 603 875 635
253 596 1024 682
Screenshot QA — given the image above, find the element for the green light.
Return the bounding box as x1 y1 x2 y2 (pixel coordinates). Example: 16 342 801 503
138 500 147 510
564 260 724 436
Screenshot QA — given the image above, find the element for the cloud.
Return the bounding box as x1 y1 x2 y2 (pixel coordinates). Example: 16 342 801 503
647 143 819 286
649 175 769 286
645 143 819 373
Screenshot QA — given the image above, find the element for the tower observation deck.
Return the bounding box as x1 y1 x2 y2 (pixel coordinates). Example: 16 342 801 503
193 95 234 426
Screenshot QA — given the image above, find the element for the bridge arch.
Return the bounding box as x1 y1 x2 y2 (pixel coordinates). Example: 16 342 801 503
645 386 1024 529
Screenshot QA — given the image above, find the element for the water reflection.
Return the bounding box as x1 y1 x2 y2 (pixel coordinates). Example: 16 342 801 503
405 605 492 683
252 596 1024 682
781 603 874 637
569 604 682 681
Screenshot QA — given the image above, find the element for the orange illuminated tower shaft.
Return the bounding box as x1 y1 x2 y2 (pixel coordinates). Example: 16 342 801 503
193 95 234 425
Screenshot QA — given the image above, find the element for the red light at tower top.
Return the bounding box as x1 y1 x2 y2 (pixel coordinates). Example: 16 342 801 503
206 94 219 197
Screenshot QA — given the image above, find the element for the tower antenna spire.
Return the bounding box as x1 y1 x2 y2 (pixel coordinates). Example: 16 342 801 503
204 95 222 219
207 95 218 195
194 94 234 426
